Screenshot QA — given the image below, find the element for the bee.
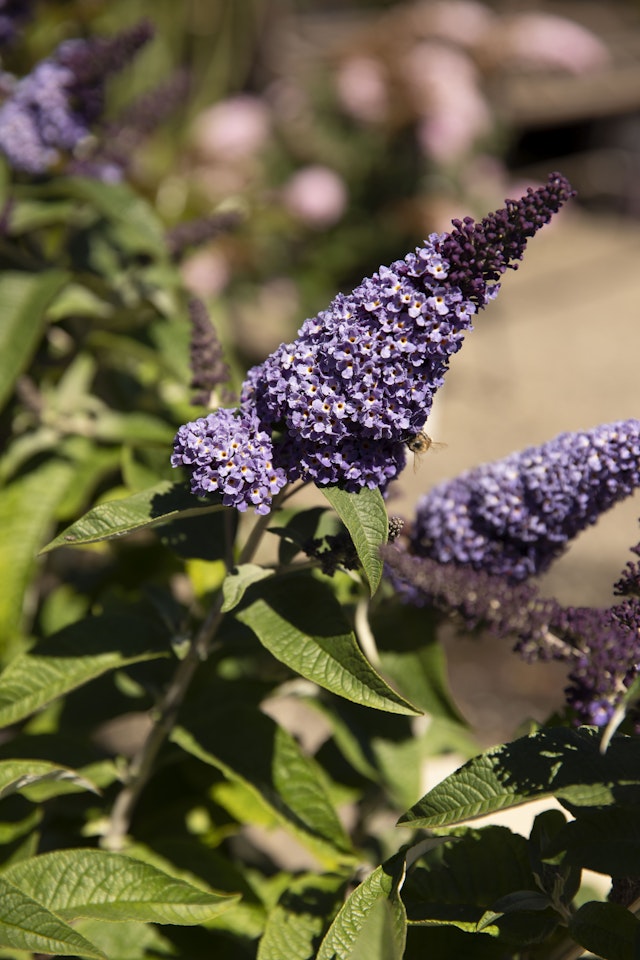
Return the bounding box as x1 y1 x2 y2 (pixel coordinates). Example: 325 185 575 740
404 430 446 470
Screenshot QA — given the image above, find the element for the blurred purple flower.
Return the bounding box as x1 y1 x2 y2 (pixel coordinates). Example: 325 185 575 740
0 22 152 174
410 420 640 583
0 0 33 47
498 13 609 75
335 56 389 124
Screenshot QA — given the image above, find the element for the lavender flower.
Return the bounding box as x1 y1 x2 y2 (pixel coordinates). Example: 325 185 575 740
172 175 573 513
0 22 152 174
410 420 640 583
170 408 287 515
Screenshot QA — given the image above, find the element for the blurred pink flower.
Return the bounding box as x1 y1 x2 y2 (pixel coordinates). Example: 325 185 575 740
405 43 491 162
192 94 271 162
498 13 609 74
282 165 348 227
412 0 495 49
335 56 389 123
181 248 230 298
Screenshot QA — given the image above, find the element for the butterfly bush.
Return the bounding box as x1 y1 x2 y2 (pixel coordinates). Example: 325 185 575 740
387 421 640 726
172 174 574 513
408 419 640 582
0 21 152 174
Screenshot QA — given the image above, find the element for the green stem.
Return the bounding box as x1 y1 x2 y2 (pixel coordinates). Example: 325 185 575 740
102 487 290 850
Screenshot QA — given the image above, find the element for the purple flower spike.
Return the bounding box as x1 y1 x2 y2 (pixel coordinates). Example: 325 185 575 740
239 174 574 492
411 419 640 583
173 176 572 510
171 408 287 515
0 22 152 174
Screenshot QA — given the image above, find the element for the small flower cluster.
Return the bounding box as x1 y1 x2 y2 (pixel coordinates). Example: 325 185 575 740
0 22 152 175
172 175 573 513
170 408 287 515
410 420 640 582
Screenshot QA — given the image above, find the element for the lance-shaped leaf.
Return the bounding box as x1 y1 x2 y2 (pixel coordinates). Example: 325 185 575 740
41 481 222 552
0 760 99 802
257 873 346 960
2 848 237 925
0 614 168 729
399 726 640 829
172 706 355 868
0 460 74 638
0 269 68 413
0 876 105 959
221 564 273 613
568 901 640 960
316 851 407 960
320 486 388 594
236 575 419 716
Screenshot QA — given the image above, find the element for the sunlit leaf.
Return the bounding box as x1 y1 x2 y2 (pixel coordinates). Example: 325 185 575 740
320 486 388 594
0 614 169 728
399 727 640 829
257 873 346 960
236 575 419 715
0 270 68 413
0 876 105 959
2 849 237 925
0 760 98 802
41 481 222 552
0 460 74 639
317 852 406 960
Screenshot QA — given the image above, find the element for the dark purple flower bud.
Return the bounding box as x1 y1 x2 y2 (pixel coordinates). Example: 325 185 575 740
441 173 575 305
0 21 152 174
382 542 561 646
410 420 640 583
0 0 33 48
187 297 231 407
167 210 243 262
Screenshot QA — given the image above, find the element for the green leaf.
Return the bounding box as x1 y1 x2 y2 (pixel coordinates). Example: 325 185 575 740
236 575 419 715
0 614 168 728
0 460 74 639
0 876 105 959
398 727 640 829
173 706 355 867
222 564 273 613
2 849 237 925
372 604 467 723
569 901 640 960
401 826 557 945
257 873 346 960
550 806 640 877
0 760 98 802
320 486 388 594
317 852 407 960
41 481 223 552
0 270 68 413
59 178 167 257
476 891 552 931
